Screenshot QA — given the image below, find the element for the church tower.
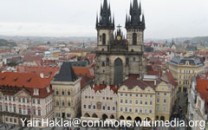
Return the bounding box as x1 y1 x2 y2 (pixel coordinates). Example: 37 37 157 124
125 0 145 75
95 0 145 86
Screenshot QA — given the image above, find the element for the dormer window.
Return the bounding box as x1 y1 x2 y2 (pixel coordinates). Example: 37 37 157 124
46 86 50 93
33 89 39 96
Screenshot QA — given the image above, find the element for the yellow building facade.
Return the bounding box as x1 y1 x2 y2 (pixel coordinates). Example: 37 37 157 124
117 75 176 122
169 56 204 92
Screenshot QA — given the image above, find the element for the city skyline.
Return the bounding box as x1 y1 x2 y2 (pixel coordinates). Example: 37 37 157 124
0 0 207 39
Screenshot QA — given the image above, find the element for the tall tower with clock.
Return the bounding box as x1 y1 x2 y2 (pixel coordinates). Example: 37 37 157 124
95 0 145 86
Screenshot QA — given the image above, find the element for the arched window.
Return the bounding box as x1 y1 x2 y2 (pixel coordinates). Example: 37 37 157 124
102 33 106 45
132 33 137 45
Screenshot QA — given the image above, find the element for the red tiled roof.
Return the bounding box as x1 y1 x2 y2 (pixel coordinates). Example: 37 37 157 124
16 65 59 79
0 72 52 98
196 77 208 103
165 70 177 86
80 76 93 90
93 84 118 93
73 67 94 78
0 72 50 89
122 75 157 89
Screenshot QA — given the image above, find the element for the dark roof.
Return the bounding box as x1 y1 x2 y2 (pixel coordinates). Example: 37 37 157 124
169 56 204 66
54 62 78 82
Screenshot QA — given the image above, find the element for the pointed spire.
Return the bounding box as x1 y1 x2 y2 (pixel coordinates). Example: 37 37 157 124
142 13 145 29
126 0 145 30
96 13 99 27
133 0 139 9
103 0 108 9
139 1 142 15
96 0 114 30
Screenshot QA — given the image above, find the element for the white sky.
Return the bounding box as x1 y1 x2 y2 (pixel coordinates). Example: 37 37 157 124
0 0 207 39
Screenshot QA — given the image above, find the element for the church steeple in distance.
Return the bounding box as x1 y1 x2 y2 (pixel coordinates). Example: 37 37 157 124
126 0 145 30
96 0 114 29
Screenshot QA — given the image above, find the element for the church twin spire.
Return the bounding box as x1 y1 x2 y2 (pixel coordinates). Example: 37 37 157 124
96 0 145 30
126 0 145 30
96 0 114 29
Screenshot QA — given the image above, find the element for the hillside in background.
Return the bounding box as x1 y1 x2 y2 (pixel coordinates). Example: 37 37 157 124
192 36 208 43
0 39 17 47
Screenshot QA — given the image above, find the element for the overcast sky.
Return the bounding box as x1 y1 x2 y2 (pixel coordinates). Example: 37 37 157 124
0 0 207 39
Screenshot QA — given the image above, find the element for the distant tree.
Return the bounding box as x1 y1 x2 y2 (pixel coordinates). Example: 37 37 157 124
7 62 18 67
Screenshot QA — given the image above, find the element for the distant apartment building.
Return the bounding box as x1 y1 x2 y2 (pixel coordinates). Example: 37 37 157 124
51 62 81 119
81 85 117 121
117 74 176 122
0 72 53 127
168 56 204 92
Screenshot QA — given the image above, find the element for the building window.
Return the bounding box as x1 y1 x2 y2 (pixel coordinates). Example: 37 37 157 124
140 101 142 104
150 101 152 105
102 62 105 67
102 33 106 45
120 99 123 103
113 107 115 111
38 110 41 116
68 102 70 106
62 91 65 95
103 106 105 110
120 107 123 111
56 91 59 95
68 91 70 95
84 105 86 108
129 108 132 112
37 99 40 104
93 105 96 109
67 113 71 117
56 102 59 106
132 33 137 45
164 99 166 103
135 100 138 104
106 58 110 66
108 106 110 110
62 102 65 106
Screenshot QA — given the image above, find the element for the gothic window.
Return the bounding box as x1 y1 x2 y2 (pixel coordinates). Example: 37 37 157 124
132 33 137 45
102 33 106 45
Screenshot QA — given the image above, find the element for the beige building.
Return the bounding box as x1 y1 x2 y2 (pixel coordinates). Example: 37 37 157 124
168 56 204 92
117 74 176 122
81 85 118 120
51 62 81 119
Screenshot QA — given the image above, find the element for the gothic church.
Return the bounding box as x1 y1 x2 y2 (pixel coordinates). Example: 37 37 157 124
95 0 145 85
